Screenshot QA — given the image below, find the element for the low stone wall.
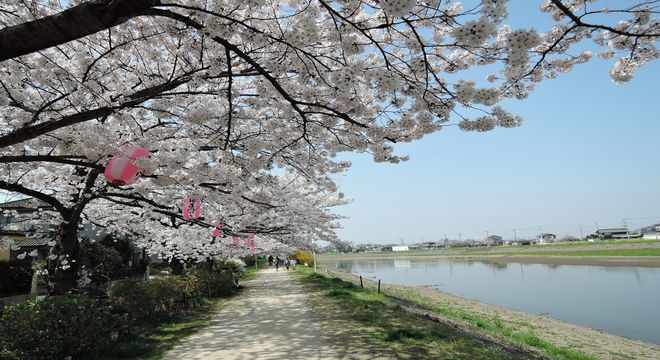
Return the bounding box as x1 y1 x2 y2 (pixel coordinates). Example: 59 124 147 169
0 293 36 310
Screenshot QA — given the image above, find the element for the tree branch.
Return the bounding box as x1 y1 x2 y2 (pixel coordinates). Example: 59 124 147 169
0 155 103 169
0 0 160 62
549 0 659 37
0 180 68 215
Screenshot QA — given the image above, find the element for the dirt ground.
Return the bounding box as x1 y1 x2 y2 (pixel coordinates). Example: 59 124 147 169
164 268 390 360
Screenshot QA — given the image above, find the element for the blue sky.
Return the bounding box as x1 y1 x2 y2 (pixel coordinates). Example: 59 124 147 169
333 3 660 244
2 2 656 244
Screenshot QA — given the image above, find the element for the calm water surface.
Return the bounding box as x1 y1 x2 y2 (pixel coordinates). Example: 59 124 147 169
321 258 660 344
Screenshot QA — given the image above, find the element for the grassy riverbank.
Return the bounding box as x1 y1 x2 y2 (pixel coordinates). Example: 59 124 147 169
319 241 660 267
486 248 660 257
322 240 660 258
295 266 535 359
317 267 660 360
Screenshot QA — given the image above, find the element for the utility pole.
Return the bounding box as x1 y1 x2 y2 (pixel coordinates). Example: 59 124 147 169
513 229 517 241
458 233 462 242
579 226 584 239
623 218 630 239
313 239 317 273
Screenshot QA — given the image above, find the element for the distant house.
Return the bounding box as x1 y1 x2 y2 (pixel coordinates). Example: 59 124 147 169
417 241 443 250
640 223 660 239
0 197 113 262
536 233 556 244
381 245 409 252
508 239 534 246
640 223 660 234
482 235 503 246
0 198 55 262
596 228 639 239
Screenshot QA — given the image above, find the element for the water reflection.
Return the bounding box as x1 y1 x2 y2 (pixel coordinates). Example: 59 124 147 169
321 258 660 344
394 259 411 268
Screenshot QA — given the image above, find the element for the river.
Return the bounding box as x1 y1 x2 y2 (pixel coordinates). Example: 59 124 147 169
320 257 660 344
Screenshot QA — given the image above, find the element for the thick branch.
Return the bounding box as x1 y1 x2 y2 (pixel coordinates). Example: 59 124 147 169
0 74 196 149
0 0 159 62
72 169 101 215
0 180 68 215
0 155 103 169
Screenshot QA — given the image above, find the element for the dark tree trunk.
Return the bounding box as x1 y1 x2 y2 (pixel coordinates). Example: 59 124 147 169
49 169 100 294
51 222 81 295
170 258 184 275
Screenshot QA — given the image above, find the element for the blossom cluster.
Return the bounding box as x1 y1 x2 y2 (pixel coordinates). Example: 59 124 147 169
0 0 656 286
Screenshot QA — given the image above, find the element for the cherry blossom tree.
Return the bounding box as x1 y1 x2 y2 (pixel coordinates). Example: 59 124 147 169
0 0 657 292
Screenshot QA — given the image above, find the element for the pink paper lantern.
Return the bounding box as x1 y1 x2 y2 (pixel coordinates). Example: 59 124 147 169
243 234 255 253
194 198 201 219
182 196 201 220
104 145 151 186
183 195 191 220
212 220 223 238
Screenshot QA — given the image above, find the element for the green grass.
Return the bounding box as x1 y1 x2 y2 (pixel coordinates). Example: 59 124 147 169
486 248 660 257
319 239 660 257
241 258 267 281
447 239 660 251
94 298 222 360
296 267 530 359
303 267 595 360
381 287 596 360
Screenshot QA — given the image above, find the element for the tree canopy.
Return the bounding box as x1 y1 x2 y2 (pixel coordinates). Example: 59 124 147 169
0 0 657 292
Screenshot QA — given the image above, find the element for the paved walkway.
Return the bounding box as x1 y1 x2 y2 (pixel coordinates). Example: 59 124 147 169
165 268 375 360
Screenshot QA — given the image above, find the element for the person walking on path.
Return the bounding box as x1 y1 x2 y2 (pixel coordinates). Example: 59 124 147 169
268 254 273 266
291 259 297 269
275 257 280 272
284 258 290 270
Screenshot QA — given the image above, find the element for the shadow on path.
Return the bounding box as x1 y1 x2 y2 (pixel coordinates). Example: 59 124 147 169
165 268 386 360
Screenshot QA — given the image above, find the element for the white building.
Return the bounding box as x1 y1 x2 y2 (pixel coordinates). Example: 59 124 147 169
536 233 556 244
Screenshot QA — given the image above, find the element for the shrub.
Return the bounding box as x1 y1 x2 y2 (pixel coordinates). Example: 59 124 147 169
79 239 124 279
291 250 314 267
242 254 257 266
149 276 186 312
0 260 33 297
0 295 123 360
107 276 198 325
107 279 155 324
188 268 237 298
0 348 21 360
221 258 246 275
